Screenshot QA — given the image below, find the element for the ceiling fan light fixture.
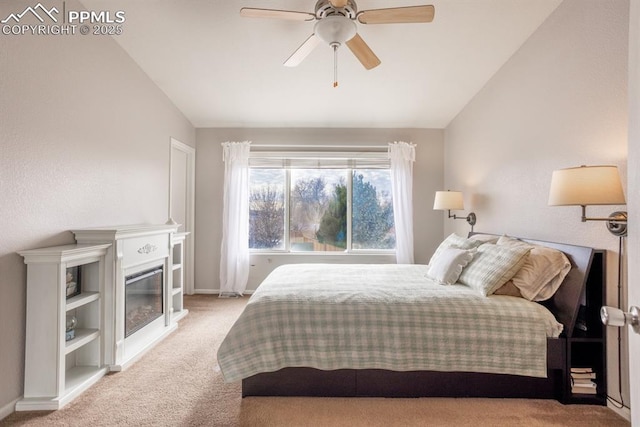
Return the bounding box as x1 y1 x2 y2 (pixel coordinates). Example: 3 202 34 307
242 1 435 75
314 15 356 45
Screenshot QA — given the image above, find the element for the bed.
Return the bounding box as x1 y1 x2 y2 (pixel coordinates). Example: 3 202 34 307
217 233 598 401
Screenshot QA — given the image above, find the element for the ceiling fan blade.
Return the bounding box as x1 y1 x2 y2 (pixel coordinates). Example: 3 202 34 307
357 5 435 24
284 34 322 67
345 33 381 70
329 0 349 8
240 8 315 21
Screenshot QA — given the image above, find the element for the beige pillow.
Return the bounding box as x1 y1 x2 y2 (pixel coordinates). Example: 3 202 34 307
427 247 476 285
496 235 571 301
493 280 524 298
458 244 531 296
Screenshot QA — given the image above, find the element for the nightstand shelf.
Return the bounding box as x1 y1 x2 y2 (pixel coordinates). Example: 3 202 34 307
565 250 607 405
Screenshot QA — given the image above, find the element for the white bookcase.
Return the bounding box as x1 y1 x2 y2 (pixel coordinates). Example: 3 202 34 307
171 232 189 322
16 243 111 411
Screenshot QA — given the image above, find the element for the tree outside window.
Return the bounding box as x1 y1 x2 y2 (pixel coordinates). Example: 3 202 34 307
352 170 395 250
249 169 285 250
248 168 394 252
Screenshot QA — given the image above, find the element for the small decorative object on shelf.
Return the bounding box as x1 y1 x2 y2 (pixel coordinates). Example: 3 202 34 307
65 315 77 341
575 306 588 332
65 266 81 298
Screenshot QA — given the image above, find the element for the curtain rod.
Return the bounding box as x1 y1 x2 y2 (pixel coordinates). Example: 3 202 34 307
250 144 388 150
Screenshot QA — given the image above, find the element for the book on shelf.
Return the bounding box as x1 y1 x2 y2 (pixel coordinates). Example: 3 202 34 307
571 380 596 388
572 385 597 395
571 372 596 380
570 367 598 394
571 378 596 386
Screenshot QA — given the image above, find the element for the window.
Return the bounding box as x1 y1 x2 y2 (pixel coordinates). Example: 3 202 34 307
248 153 395 252
351 170 394 250
249 169 285 250
290 169 347 251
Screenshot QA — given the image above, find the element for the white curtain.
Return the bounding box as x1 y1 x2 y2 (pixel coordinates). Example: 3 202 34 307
219 141 251 296
388 141 415 264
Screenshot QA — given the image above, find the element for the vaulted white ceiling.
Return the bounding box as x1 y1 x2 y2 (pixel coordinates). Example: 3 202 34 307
83 0 562 128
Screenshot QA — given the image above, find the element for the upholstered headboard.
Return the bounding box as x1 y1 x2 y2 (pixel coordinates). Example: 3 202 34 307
469 232 595 338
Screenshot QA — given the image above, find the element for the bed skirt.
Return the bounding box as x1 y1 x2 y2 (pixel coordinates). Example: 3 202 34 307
242 337 566 400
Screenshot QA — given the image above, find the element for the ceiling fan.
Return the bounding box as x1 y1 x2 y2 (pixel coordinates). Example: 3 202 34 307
240 0 435 86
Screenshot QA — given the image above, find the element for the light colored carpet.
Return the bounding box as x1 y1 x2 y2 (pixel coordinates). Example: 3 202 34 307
1 295 630 427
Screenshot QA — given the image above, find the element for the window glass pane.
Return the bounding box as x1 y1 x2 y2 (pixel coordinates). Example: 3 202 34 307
249 169 285 250
290 169 348 252
352 170 395 250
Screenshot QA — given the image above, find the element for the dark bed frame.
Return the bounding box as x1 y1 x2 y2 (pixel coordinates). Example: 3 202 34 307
242 234 597 401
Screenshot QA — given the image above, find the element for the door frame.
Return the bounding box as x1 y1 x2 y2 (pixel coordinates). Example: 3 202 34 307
170 137 196 295
627 0 639 425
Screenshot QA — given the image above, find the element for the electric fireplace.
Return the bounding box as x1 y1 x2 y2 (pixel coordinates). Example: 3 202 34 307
125 266 163 338
73 224 181 371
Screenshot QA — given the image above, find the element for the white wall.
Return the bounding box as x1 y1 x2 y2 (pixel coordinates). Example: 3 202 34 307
0 0 195 416
445 0 630 411
195 128 444 293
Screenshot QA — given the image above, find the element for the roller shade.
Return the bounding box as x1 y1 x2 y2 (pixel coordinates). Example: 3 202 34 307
249 151 390 169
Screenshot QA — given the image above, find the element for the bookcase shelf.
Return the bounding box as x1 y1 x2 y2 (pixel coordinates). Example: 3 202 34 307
16 243 111 411
66 291 100 310
64 328 100 354
170 232 189 322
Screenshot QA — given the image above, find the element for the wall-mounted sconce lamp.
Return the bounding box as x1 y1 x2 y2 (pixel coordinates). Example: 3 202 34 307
433 190 477 228
548 165 627 236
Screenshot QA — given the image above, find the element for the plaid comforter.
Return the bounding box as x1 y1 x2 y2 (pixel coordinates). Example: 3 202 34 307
217 264 563 382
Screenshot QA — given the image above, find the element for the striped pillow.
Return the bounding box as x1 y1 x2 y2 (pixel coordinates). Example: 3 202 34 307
458 244 531 296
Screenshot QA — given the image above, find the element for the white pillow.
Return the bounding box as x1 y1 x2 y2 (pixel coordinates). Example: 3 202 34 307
458 244 531 296
427 247 476 285
429 233 484 265
496 235 571 301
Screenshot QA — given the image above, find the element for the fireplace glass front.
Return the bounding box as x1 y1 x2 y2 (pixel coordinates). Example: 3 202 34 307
125 266 163 337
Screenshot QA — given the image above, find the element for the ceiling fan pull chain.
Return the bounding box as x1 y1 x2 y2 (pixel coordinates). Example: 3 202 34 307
333 43 338 88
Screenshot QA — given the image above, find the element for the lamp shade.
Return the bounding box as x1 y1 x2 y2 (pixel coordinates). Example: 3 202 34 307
548 165 626 206
434 191 465 210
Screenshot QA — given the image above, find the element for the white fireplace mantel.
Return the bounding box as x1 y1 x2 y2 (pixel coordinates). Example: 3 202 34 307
73 224 181 371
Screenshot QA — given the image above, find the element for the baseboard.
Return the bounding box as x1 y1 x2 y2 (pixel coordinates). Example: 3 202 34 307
607 400 631 421
0 397 19 421
193 289 254 295
193 288 217 294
